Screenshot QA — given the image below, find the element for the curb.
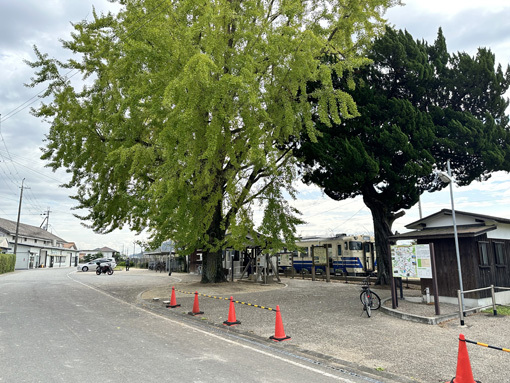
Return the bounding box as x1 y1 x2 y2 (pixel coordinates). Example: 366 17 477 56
380 298 460 325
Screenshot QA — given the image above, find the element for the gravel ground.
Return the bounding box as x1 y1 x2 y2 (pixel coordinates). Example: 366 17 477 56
75 269 510 382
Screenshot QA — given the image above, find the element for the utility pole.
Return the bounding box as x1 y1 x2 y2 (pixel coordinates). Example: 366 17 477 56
13 179 28 256
40 207 51 230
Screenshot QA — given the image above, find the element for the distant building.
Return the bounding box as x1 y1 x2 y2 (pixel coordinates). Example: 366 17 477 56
0 237 9 252
0 217 79 269
78 247 118 261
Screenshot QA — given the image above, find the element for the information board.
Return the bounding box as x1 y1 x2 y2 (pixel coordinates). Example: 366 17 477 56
391 244 432 279
279 253 292 267
313 246 327 265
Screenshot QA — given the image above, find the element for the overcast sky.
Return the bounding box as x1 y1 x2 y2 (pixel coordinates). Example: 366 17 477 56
1 0 510 254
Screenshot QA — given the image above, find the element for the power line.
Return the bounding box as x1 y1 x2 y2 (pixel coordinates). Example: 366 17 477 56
0 89 48 123
0 1 172 232
329 207 366 233
0 0 170 126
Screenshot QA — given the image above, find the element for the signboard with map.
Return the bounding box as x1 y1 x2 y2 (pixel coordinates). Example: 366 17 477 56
313 246 327 265
391 244 432 279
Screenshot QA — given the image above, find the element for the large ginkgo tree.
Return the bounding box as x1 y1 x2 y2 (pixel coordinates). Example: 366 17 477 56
27 0 399 282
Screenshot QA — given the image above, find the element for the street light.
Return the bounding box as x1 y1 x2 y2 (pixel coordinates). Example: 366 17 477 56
438 159 466 325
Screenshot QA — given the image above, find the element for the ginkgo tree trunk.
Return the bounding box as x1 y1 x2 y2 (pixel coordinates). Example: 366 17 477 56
27 0 399 283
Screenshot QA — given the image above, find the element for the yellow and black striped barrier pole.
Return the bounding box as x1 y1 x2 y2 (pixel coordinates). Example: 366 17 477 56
464 337 510 353
174 289 276 311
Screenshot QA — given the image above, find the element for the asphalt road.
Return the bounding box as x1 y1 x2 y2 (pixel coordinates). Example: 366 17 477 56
0 268 403 383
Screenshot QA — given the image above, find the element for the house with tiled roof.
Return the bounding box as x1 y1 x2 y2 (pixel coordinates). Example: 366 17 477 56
0 217 79 269
78 246 119 261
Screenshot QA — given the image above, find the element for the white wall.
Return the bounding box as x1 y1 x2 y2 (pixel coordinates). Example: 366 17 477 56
425 214 482 228
487 223 510 240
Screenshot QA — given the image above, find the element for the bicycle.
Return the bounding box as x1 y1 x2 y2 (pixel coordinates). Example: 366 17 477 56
360 275 381 317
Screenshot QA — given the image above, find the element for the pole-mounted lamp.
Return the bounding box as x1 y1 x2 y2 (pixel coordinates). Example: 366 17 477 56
437 159 466 325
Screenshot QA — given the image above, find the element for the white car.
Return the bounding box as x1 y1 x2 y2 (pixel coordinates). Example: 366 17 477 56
77 258 117 272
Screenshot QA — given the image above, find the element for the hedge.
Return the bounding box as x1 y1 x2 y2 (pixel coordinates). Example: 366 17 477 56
0 253 16 274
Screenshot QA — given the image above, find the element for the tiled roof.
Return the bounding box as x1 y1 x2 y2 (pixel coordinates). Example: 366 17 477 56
100 246 116 252
0 217 66 242
406 209 510 230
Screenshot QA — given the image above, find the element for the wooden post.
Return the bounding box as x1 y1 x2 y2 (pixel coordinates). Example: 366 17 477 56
389 244 397 309
325 244 331 283
291 252 295 279
429 243 441 315
311 246 316 282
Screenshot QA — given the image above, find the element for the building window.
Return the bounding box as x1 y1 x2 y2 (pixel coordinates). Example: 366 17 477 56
478 242 489 266
494 242 505 265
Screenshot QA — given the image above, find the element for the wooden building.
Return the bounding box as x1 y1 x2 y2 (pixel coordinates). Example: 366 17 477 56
391 209 510 306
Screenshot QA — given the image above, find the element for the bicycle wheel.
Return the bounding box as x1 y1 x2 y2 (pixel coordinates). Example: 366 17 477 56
359 290 368 304
370 291 381 310
360 291 371 317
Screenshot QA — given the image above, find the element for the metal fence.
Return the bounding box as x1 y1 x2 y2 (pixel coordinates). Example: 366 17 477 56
457 285 510 325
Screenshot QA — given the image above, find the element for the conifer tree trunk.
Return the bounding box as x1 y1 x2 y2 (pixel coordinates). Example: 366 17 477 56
363 189 404 285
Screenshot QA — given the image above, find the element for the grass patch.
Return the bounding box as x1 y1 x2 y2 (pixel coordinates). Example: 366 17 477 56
482 305 510 315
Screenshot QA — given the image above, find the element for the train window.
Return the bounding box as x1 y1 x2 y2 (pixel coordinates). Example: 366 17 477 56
349 241 362 250
337 245 342 256
364 243 371 252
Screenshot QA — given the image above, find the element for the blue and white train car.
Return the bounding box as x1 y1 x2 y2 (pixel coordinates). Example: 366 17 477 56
280 234 376 276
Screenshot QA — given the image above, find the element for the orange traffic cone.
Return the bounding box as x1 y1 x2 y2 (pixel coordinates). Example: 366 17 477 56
166 286 181 308
448 334 480 383
269 305 291 342
188 291 204 316
223 296 241 326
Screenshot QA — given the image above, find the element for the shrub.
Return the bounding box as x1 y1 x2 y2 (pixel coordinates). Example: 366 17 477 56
0 253 16 274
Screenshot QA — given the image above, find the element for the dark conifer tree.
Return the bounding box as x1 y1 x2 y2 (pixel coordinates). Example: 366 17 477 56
296 27 510 284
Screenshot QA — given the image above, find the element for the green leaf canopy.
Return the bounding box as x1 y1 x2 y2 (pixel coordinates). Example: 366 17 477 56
27 0 399 281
